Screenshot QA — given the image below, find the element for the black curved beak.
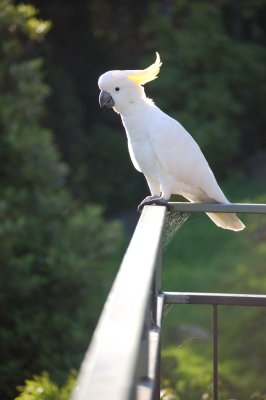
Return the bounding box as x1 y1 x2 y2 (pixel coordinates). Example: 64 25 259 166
99 90 115 109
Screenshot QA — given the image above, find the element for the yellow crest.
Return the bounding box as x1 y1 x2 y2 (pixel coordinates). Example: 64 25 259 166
127 52 162 85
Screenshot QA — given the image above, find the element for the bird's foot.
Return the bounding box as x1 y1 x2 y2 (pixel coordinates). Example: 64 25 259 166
138 195 159 212
138 196 173 213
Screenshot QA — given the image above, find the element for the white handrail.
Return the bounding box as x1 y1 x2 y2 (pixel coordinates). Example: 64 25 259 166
72 206 166 400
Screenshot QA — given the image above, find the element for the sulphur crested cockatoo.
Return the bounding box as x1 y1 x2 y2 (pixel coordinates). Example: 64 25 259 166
98 53 245 231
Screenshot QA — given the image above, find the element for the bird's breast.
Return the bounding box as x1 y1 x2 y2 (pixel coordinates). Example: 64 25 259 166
122 114 159 179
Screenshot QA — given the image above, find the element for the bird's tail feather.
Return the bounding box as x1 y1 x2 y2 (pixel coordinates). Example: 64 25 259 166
206 212 245 231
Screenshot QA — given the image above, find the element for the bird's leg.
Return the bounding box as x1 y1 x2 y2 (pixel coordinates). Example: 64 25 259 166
138 196 173 212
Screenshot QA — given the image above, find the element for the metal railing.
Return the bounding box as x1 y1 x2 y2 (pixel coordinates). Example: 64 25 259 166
72 203 266 400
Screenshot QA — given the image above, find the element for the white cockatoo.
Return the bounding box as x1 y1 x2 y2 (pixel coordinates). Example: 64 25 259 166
98 53 245 231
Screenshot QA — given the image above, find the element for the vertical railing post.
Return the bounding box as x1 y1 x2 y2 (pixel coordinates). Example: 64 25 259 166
152 228 163 327
138 301 151 381
212 305 218 400
152 224 163 400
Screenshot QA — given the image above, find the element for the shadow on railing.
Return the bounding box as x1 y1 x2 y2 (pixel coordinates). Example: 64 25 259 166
72 203 266 400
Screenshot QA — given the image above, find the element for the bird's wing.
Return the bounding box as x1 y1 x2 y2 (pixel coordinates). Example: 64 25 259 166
148 108 228 203
128 139 142 172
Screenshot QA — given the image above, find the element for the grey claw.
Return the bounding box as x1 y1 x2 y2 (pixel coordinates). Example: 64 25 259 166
137 197 173 213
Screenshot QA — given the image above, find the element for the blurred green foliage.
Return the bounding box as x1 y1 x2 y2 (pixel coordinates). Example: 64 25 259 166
20 0 266 210
1 0 266 398
16 371 76 400
0 1 122 398
142 1 266 170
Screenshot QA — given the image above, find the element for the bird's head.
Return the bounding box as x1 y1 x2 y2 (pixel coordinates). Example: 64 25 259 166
98 52 162 114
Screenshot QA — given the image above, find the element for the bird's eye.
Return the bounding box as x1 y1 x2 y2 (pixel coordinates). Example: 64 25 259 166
115 87 120 91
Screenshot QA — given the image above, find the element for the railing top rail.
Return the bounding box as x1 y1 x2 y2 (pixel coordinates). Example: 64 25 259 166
72 206 166 400
170 202 266 214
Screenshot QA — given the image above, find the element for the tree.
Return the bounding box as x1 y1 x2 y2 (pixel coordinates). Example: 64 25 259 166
19 0 150 212
0 1 122 398
16 371 76 400
142 0 266 175
22 0 266 212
